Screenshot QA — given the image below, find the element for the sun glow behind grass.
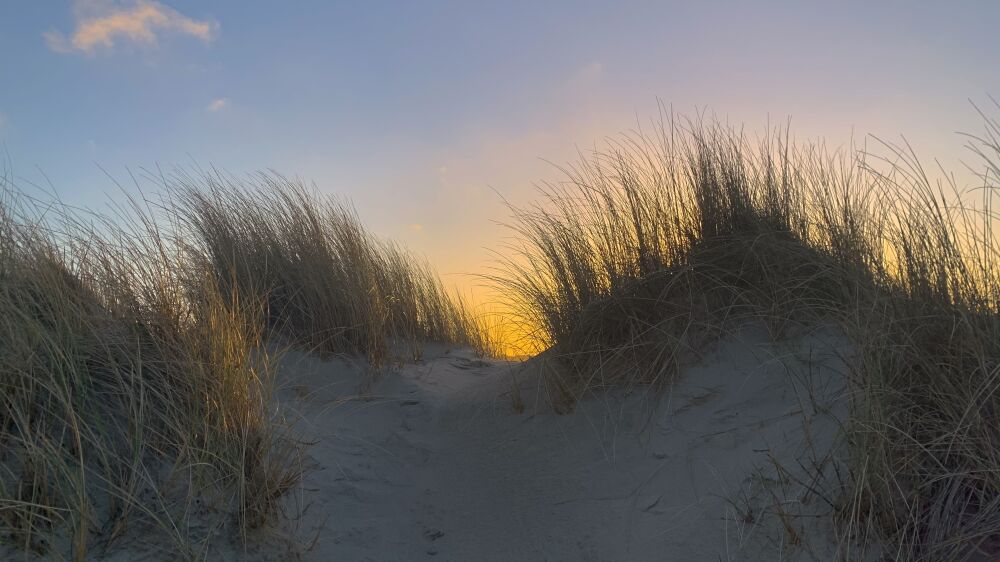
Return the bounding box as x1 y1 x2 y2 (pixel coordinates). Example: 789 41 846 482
0 167 490 558
4 88 1000 560
490 102 1000 559
486 105 1000 354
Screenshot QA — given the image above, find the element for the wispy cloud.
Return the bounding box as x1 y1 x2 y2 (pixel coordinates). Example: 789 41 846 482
207 97 229 112
45 0 218 55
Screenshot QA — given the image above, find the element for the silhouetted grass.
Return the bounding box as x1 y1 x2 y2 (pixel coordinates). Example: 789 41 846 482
171 171 485 364
0 169 486 559
493 103 1000 560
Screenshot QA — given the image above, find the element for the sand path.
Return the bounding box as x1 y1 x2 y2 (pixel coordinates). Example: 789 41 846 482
279 325 849 561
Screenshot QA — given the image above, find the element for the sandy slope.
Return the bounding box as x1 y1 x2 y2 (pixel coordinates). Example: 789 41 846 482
271 323 852 562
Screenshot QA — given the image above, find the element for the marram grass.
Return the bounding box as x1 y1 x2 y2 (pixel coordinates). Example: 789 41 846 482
492 103 1000 560
0 170 486 559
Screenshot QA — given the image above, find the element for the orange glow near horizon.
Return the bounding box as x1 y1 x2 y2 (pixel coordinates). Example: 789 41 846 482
425 112 999 359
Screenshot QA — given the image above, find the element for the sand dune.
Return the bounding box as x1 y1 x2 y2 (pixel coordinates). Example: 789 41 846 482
251 323 854 561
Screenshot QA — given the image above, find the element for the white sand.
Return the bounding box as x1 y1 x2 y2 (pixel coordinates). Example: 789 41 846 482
264 323 853 561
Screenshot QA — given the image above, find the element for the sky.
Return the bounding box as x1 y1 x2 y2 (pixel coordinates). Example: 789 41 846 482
2 0 999 303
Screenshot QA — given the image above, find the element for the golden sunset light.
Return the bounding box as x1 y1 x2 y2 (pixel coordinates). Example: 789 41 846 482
2 2 999 560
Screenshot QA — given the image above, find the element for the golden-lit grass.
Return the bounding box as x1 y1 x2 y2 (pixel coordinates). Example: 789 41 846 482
0 169 486 558
170 171 486 364
0 181 298 559
492 103 1000 559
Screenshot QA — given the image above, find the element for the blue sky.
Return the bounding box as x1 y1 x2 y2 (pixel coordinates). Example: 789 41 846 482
1 1 998 291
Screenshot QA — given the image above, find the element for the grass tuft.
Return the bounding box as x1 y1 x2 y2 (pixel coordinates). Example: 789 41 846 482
493 103 1000 559
170 170 483 364
0 167 484 558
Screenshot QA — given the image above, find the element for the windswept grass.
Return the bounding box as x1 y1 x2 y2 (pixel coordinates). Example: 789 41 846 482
0 169 486 559
493 103 1000 560
169 171 486 364
492 118 862 406
0 179 298 560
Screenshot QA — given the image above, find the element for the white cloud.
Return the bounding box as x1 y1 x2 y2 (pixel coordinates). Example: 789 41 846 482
207 97 229 112
45 0 218 55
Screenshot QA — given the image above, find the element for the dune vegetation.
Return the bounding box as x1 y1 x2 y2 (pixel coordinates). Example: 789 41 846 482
171 171 494 363
0 171 486 559
3 100 1000 560
491 103 1000 560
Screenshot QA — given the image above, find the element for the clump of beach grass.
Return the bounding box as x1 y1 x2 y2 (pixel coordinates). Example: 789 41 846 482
169 170 485 365
0 177 299 560
493 102 1000 560
0 167 486 559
